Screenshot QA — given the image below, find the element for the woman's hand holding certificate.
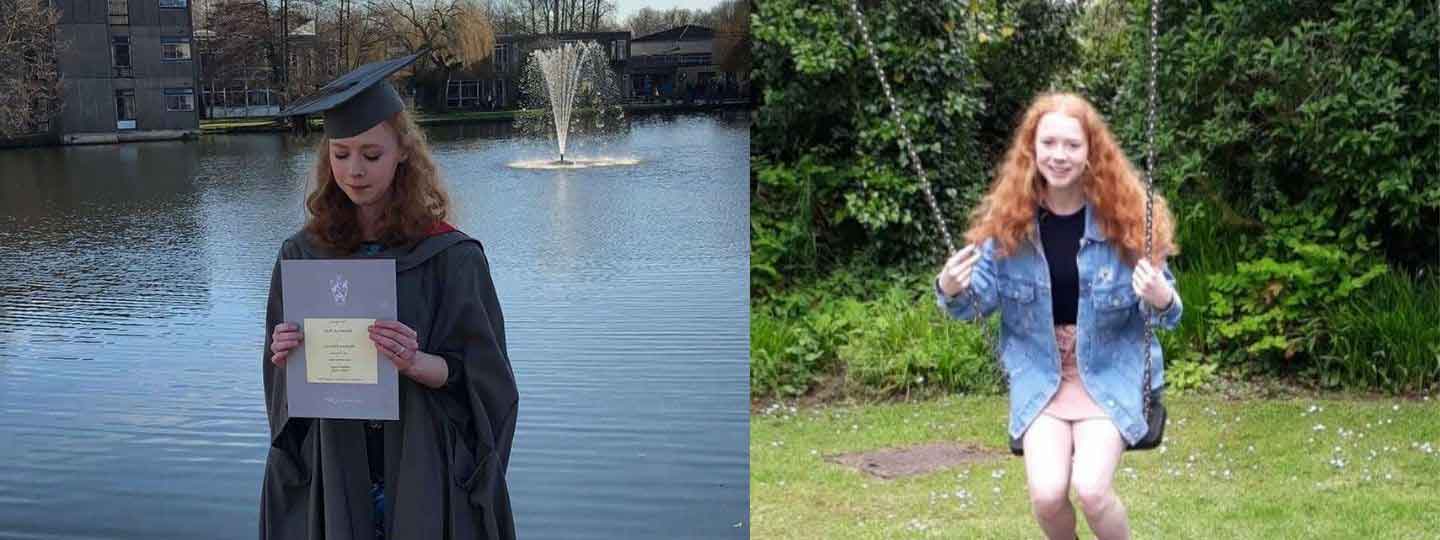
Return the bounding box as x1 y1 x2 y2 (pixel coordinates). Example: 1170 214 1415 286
273 319 449 388
270 323 303 366
368 320 451 389
368 320 418 369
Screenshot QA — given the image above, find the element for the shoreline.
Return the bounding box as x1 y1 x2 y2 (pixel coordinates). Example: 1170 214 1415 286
0 101 755 146
200 101 753 135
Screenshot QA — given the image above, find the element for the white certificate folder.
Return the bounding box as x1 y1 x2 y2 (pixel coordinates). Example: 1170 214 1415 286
281 259 399 420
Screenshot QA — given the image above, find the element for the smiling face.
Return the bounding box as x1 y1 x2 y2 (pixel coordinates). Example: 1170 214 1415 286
1033 111 1089 189
327 121 407 209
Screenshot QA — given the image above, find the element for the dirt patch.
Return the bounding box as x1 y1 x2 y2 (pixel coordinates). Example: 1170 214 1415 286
826 441 1006 480
749 372 965 415
751 373 848 414
798 372 848 408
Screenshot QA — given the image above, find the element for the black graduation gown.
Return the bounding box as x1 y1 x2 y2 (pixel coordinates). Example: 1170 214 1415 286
260 227 518 540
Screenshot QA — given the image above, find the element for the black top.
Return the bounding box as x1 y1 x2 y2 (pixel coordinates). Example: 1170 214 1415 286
1039 205 1084 325
358 242 388 484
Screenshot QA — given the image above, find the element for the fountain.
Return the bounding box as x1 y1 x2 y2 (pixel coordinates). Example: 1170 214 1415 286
510 41 637 170
534 42 589 164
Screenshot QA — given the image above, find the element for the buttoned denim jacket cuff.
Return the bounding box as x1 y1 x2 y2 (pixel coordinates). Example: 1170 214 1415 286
1143 292 1181 328
934 277 954 307
935 277 977 315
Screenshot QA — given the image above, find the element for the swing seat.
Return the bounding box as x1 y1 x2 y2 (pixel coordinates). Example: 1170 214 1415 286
1008 389 1167 456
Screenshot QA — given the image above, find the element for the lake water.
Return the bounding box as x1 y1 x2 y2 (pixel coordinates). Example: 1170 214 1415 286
0 113 750 539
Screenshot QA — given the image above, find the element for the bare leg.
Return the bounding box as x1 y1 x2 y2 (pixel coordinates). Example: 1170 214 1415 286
1071 419 1130 540
1023 414 1077 540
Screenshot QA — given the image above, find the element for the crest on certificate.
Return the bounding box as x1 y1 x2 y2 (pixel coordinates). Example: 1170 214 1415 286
330 274 350 306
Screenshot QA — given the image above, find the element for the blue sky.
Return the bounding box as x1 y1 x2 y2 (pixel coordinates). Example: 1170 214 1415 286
613 0 728 19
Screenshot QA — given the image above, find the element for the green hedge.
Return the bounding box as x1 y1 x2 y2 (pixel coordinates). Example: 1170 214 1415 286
751 265 1001 401
1128 0 1440 268
752 0 1081 292
750 250 1439 401
750 0 1440 398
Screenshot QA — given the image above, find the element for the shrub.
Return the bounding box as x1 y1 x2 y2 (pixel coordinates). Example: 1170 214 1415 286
1122 0 1439 267
752 0 1083 280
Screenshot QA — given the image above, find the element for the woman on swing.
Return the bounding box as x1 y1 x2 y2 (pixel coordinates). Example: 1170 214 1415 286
935 92 1182 540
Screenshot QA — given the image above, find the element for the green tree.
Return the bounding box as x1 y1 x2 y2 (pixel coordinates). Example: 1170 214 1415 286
751 0 1081 293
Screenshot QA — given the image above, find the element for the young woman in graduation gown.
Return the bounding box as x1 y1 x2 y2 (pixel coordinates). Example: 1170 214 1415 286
260 106 519 539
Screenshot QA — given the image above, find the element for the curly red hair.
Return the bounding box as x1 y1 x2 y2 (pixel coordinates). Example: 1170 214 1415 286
303 110 451 255
963 93 1177 266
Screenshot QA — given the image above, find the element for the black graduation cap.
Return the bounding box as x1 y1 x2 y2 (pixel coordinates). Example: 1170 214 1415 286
278 52 423 139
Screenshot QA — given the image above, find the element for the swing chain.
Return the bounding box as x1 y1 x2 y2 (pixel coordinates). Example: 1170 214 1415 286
847 0 957 255
846 0 1004 386
1141 0 1162 419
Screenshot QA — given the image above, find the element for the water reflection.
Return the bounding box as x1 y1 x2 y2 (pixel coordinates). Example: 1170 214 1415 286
506 157 642 169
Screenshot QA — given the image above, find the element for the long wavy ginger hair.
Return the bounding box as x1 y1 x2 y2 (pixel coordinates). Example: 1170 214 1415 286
963 93 1177 266
303 111 452 255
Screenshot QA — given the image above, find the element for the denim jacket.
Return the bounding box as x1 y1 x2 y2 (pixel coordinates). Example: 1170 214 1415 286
935 200 1182 445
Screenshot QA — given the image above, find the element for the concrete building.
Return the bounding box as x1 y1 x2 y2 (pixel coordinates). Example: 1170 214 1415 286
445 31 631 111
53 0 201 143
628 24 743 102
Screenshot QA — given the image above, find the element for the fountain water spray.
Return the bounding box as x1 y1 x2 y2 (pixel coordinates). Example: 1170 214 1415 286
510 40 634 170
532 42 600 164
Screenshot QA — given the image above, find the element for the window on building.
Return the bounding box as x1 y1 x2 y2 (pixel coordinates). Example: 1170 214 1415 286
115 89 136 129
446 79 485 109
679 53 711 66
112 36 132 78
161 38 192 61
158 0 185 8
108 0 129 25
611 39 627 61
164 88 195 111
495 44 510 72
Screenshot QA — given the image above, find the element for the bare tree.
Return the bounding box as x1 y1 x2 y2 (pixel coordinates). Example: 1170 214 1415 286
312 0 390 70
624 6 712 38
191 0 217 30
712 0 748 74
368 0 495 68
205 0 272 86
247 0 287 98
336 0 360 69
0 0 64 138
364 0 496 109
494 0 614 34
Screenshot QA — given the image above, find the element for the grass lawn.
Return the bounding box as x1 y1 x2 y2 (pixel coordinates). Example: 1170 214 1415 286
413 110 533 123
751 394 1440 539
198 111 527 134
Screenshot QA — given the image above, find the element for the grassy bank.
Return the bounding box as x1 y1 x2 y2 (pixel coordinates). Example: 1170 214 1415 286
751 395 1440 539
198 110 531 134
197 101 748 134
198 117 316 134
